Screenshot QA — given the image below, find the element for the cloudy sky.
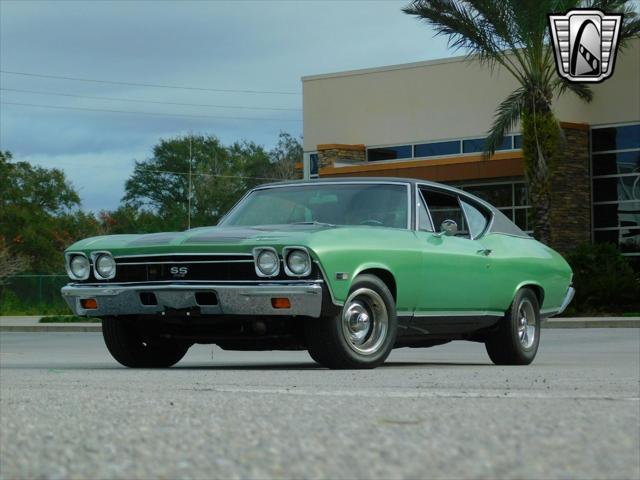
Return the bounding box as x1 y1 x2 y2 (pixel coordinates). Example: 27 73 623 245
0 0 451 211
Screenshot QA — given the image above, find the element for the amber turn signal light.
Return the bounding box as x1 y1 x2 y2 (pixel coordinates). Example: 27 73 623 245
271 298 291 309
80 298 98 309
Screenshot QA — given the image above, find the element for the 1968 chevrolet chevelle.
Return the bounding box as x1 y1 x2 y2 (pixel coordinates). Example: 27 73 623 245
61 178 574 369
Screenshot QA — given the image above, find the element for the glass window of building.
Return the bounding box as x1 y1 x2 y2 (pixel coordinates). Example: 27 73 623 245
310 153 319 176
462 136 512 154
414 140 460 158
367 145 412 162
459 181 531 234
592 124 640 152
513 135 523 149
592 123 640 256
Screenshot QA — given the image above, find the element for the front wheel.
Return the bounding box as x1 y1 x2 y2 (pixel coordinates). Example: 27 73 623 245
306 274 397 369
102 317 190 368
485 288 541 365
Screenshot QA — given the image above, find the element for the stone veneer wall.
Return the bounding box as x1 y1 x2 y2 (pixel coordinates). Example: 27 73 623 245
317 144 365 168
549 124 591 255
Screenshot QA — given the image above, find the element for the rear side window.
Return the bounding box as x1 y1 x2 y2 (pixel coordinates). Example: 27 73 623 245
461 200 490 239
421 189 469 239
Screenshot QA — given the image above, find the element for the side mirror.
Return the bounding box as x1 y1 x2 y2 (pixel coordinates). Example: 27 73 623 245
438 219 458 237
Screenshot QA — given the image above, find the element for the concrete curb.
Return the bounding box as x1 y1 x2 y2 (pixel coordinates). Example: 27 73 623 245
1 317 638 333
0 324 102 332
543 318 640 328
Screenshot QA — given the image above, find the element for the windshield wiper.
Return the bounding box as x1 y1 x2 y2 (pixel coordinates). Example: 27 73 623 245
291 221 336 227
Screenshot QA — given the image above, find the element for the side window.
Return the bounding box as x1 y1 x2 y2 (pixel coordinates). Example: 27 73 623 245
421 188 469 239
461 199 490 239
417 191 433 232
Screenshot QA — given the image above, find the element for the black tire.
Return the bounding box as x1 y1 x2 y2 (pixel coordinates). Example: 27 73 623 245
102 317 189 368
485 288 541 365
306 274 397 369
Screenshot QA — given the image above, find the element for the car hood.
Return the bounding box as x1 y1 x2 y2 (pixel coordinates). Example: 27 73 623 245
65 224 335 256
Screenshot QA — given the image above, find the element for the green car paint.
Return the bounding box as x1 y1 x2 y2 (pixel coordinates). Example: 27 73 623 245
62 179 573 319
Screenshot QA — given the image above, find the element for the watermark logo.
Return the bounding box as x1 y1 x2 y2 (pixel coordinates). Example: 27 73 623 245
548 9 622 83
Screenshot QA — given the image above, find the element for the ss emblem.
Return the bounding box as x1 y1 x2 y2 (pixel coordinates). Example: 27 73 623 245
170 266 188 277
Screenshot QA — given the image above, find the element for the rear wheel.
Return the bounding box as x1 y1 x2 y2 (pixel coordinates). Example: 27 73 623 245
485 288 540 365
102 317 190 368
306 274 397 369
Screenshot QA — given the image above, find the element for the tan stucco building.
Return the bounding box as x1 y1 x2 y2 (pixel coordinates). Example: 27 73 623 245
301 38 640 257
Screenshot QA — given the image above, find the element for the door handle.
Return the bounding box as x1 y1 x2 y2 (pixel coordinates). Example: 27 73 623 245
477 249 492 256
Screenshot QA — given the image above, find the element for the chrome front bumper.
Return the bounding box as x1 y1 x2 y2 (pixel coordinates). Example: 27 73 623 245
61 282 323 318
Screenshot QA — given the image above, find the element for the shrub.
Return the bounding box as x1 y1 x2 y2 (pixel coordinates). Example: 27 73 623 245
565 242 640 314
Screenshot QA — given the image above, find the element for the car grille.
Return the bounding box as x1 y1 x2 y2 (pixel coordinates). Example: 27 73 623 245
77 254 322 283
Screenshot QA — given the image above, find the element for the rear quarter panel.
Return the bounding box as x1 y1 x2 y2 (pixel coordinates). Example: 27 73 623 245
478 233 572 313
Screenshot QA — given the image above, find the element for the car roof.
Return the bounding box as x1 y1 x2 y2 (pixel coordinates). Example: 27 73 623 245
262 177 427 188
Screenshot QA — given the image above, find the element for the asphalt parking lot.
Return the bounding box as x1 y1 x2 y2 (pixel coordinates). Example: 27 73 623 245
1 329 638 479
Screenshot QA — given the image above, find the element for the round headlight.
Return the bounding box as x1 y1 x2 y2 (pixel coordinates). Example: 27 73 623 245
95 253 116 279
256 249 279 277
286 249 310 276
69 255 90 280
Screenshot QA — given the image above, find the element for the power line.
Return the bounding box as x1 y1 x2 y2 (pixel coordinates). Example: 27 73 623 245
0 87 301 112
0 70 300 96
1 101 302 123
139 169 281 181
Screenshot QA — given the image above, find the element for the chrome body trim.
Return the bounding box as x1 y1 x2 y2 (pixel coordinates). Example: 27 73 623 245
313 260 344 307
410 310 505 318
542 286 575 318
114 252 253 259
116 260 254 266
64 252 90 281
252 247 280 278
558 286 576 315
282 246 312 277
61 282 323 318
90 251 116 280
75 279 325 286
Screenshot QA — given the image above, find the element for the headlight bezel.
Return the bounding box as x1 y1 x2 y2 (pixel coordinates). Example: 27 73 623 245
253 247 280 278
283 246 312 277
65 252 91 281
91 251 117 280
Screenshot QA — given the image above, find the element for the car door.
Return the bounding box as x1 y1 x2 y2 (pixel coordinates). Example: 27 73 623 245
413 186 493 315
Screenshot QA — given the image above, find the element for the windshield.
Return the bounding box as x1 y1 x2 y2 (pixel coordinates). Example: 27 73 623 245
221 183 409 229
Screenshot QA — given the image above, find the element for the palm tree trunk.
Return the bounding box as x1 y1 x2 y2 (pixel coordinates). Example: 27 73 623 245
521 108 560 246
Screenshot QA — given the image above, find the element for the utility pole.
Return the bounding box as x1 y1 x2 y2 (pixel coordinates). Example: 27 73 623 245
188 136 192 230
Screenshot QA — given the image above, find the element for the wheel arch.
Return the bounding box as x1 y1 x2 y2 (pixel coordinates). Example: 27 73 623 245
514 281 545 308
354 266 397 303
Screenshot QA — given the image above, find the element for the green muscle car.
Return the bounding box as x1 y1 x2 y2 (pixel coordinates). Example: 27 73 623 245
61 178 574 369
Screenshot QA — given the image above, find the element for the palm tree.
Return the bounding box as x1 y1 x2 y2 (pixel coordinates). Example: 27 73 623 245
403 0 639 245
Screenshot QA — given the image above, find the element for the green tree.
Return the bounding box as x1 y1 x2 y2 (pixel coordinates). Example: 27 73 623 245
98 207 165 234
0 151 98 272
403 0 639 245
270 131 303 180
122 134 279 230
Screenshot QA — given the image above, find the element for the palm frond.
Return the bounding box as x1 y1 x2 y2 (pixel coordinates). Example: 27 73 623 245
402 0 527 82
553 78 594 102
482 87 528 158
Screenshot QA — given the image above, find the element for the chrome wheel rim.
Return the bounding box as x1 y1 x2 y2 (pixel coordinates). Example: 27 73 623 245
517 298 537 349
341 288 388 355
